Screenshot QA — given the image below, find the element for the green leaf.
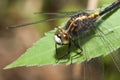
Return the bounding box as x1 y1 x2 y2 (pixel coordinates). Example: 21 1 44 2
4 7 120 69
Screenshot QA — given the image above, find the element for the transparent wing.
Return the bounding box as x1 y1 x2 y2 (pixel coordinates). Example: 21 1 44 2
103 21 120 72
81 33 104 80
7 10 95 29
6 15 72 29
34 10 95 15
34 11 78 15
95 20 120 72
74 21 104 80
81 57 104 80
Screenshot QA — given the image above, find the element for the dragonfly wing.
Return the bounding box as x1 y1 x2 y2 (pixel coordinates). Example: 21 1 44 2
34 10 95 15
6 15 72 29
34 11 78 15
81 57 104 80
72 20 104 80
95 19 120 72
110 49 120 72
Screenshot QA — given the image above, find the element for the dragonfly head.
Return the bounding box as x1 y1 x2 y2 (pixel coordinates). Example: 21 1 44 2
54 28 70 45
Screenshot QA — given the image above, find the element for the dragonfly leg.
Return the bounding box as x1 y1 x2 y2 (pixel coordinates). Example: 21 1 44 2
60 43 71 59
70 41 83 64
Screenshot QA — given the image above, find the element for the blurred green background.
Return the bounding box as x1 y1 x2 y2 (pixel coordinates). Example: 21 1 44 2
0 0 119 80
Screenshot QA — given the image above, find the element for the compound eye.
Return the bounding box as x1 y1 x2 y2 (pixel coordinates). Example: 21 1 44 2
54 35 62 44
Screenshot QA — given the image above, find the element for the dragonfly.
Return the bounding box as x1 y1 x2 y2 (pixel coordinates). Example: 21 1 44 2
7 0 120 79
